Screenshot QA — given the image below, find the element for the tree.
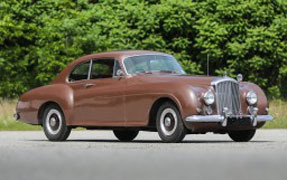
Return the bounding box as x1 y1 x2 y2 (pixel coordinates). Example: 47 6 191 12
0 0 286 98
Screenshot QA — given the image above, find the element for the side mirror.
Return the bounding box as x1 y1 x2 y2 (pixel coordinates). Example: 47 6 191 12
115 69 124 77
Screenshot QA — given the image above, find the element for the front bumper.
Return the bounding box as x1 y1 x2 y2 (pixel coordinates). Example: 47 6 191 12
185 115 273 127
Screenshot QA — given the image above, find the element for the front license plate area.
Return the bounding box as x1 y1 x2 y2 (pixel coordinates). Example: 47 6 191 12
227 117 252 126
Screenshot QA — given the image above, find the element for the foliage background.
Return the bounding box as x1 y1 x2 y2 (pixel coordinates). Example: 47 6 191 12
0 0 287 98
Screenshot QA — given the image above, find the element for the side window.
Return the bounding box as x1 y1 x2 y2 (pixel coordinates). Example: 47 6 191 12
69 61 90 82
91 59 114 79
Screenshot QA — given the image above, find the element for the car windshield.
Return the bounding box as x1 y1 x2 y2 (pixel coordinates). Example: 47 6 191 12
124 55 186 75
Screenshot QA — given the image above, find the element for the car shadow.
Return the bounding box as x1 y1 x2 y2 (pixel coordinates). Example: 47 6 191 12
29 139 272 143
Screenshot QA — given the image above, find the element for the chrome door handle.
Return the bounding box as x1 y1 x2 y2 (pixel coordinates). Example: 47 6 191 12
84 83 95 88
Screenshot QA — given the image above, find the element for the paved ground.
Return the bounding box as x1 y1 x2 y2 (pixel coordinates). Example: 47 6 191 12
0 129 286 180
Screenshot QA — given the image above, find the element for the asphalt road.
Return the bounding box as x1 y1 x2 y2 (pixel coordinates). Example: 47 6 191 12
0 129 286 180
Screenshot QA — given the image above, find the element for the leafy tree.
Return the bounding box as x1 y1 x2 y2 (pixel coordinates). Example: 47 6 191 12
0 0 286 98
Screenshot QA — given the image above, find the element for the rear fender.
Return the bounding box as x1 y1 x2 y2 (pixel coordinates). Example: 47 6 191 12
17 84 74 125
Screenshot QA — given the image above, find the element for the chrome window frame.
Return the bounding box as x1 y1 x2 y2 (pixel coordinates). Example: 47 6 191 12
88 60 93 80
68 58 120 83
90 58 118 80
67 60 92 83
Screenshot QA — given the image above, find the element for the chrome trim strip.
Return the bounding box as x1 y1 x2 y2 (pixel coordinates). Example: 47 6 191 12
185 115 273 123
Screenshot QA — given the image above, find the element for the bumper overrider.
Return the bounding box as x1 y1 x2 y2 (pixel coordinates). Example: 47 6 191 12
185 107 273 127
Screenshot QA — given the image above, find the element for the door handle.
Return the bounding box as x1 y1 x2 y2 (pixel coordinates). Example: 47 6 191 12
84 83 95 88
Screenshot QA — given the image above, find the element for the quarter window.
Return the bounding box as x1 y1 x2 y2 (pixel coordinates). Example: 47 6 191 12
69 61 90 82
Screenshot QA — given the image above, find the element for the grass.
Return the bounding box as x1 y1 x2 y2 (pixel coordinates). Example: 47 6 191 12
264 99 287 129
0 99 286 131
0 99 41 131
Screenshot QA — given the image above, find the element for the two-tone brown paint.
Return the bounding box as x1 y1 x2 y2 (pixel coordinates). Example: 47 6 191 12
16 50 268 133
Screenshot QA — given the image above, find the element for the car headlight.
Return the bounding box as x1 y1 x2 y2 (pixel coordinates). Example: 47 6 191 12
203 90 215 105
246 91 257 105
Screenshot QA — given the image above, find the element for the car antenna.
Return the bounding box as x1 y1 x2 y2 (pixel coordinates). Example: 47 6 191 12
207 54 210 76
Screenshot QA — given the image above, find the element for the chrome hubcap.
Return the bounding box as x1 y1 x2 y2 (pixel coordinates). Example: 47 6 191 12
160 108 178 136
46 109 62 135
164 117 171 127
50 117 57 127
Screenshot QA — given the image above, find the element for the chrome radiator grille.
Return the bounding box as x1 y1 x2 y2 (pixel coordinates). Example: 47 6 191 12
212 78 241 115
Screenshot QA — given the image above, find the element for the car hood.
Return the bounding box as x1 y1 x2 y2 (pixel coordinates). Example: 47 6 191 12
135 74 225 87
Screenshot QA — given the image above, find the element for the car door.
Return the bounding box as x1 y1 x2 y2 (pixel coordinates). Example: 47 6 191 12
123 55 160 126
69 59 125 126
67 60 92 125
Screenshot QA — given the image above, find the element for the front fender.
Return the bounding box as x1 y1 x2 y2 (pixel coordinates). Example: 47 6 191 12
240 82 269 115
159 82 208 119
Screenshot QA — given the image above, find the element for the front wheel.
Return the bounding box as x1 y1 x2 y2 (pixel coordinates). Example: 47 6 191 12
42 104 71 141
113 129 139 142
228 129 256 142
156 102 186 143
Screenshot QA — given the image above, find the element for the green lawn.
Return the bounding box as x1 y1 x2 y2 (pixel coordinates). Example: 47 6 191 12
0 99 286 131
264 99 287 129
0 99 41 131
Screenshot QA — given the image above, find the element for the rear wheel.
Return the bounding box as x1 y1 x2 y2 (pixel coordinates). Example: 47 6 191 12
113 129 139 142
42 104 71 141
156 102 186 143
228 129 256 142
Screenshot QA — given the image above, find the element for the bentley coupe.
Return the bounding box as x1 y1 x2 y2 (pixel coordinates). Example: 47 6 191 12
14 50 273 142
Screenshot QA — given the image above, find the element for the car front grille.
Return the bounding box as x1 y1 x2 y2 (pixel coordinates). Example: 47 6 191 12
212 78 241 115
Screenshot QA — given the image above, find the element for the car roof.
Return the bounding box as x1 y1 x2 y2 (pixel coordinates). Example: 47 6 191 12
51 50 172 84
73 50 171 64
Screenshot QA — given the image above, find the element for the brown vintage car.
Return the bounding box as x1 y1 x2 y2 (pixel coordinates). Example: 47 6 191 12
14 50 273 143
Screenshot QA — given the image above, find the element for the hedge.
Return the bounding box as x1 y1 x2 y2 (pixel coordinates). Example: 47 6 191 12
0 0 287 98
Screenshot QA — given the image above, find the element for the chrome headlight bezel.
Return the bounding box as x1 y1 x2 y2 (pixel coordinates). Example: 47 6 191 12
246 91 258 105
203 90 215 105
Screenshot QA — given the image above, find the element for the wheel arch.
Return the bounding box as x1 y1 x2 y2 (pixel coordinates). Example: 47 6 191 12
148 96 182 127
37 101 63 125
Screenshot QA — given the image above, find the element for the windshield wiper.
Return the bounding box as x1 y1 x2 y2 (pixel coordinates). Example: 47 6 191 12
136 71 177 75
159 70 177 74
136 71 153 75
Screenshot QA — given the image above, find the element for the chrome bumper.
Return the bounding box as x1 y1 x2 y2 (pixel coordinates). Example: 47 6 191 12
185 115 273 127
